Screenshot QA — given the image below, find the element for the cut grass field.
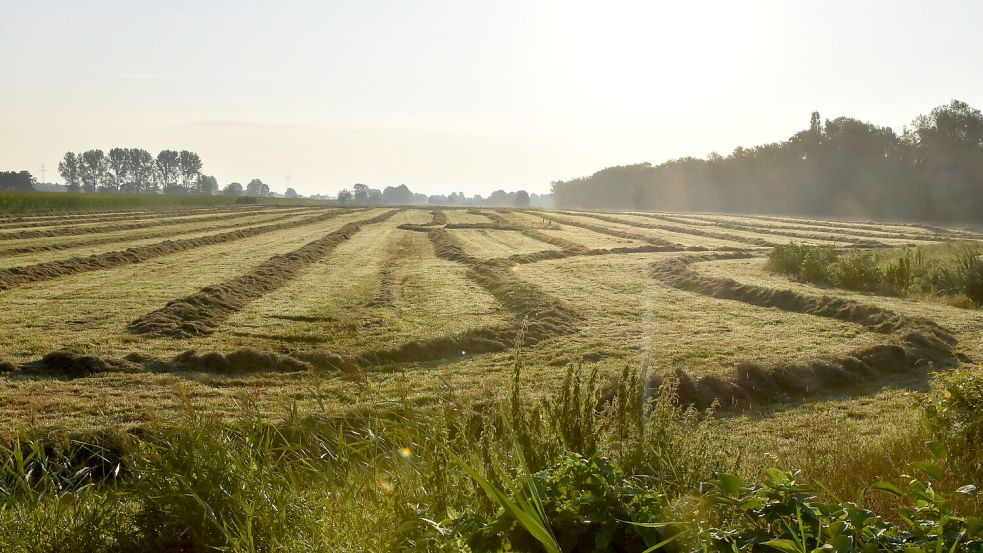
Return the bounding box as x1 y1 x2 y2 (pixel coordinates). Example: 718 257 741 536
0 203 981 549
0 204 976 418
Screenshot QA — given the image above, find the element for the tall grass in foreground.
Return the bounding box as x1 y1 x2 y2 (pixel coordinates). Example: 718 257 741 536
0 361 981 551
0 191 335 214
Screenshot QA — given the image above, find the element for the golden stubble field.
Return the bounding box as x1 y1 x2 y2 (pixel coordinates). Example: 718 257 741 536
0 203 980 468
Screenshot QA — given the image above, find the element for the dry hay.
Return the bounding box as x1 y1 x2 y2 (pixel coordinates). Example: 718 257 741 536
161 348 313 374
0 209 352 292
489 210 590 252
0 207 315 241
430 209 448 226
128 210 402 338
647 253 958 409
680 214 941 243
598 211 779 247
531 211 682 248
0 209 312 257
0 205 275 231
18 349 138 378
644 215 887 247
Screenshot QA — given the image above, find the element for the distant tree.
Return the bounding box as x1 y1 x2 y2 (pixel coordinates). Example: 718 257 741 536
337 189 353 205
246 178 270 196
129 149 157 193
514 190 530 207
58 152 81 192
0 170 35 192
382 184 414 205
105 148 130 193
284 187 299 198
428 194 447 205
156 150 181 193
79 149 108 193
352 183 370 204
198 175 219 195
179 151 203 192
223 182 244 196
488 189 511 206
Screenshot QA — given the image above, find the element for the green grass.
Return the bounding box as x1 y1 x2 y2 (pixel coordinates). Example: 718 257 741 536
0 364 979 552
0 206 982 549
0 191 337 214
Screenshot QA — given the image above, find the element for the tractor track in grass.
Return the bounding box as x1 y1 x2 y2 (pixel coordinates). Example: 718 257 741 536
0 207 319 241
561 211 779 248
0 209 315 257
127 210 402 338
0 209 359 292
645 253 959 409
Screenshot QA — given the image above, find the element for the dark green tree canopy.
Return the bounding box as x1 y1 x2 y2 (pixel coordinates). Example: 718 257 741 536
0 170 36 192
551 100 983 221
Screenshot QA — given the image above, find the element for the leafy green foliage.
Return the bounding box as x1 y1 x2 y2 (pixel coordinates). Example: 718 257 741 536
767 243 808 275
770 242 983 303
701 465 983 552
828 252 883 291
925 368 983 481
454 453 672 553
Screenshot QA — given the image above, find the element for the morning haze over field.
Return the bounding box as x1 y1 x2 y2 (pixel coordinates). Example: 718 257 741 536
2 2 983 552
3 1 983 196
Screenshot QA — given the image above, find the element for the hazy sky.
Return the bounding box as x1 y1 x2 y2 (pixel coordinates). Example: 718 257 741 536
2 1 982 196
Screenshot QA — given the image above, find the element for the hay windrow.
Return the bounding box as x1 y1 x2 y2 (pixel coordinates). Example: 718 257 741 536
0 209 314 257
486 210 590 252
17 349 139 378
679 214 943 243
530 211 682 248
366 233 417 308
0 205 279 231
0 209 355 292
157 348 313 374
128 210 401 338
0 207 320 241
430 209 448 226
349 224 585 368
584 211 779 247
638 215 888 247
738 213 983 240
443 223 522 230
647 253 959 409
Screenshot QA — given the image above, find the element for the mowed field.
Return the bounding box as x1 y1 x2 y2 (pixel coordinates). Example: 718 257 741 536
0 204 980 466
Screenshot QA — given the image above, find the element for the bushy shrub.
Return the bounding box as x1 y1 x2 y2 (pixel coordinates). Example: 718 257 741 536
800 246 838 282
766 243 808 274
829 252 883 291
882 249 915 294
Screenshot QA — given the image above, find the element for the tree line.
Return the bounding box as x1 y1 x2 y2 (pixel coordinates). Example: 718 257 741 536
336 183 549 207
0 171 36 192
57 149 218 195
551 100 983 221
